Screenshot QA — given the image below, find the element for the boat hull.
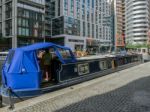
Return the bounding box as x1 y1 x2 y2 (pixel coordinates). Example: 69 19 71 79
1 59 142 105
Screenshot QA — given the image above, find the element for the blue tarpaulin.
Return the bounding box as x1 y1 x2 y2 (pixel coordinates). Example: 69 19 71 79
2 42 76 90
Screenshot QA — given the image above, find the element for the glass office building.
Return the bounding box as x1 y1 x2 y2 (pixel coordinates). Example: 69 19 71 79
46 0 113 52
0 0 113 51
0 0 45 48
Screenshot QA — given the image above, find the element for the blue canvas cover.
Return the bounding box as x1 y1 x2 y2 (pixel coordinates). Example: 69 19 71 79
2 42 77 90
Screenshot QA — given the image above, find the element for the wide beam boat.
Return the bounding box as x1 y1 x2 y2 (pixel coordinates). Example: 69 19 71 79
0 42 142 105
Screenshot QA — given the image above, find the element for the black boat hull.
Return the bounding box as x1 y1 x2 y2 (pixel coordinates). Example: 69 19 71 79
1 58 142 105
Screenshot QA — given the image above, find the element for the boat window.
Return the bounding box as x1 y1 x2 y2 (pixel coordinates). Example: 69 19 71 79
6 50 15 65
57 48 72 60
100 61 108 70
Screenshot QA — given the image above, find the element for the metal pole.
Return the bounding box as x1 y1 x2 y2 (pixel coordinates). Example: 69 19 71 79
43 20 46 42
0 94 2 108
12 0 17 48
8 88 14 110
43 5 46 43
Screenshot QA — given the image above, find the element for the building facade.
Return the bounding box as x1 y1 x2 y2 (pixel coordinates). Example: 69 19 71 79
46 0 113 52
125 0 150 45
0 0 45 48
0 0 113 51
114 0 125 50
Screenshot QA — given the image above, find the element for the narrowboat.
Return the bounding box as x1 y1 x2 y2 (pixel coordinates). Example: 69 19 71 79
0 42 142 105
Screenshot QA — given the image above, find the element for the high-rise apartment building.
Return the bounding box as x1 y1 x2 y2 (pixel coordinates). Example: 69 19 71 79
0 0 113 51
125 0 150 45
0 0 45 48
45 0 52 37
46 0 113 52
114 0 125 50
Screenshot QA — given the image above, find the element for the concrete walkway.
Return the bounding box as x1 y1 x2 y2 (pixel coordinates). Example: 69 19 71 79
1 62 150 112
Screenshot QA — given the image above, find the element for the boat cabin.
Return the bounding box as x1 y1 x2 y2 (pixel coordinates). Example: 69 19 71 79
1 42 77 90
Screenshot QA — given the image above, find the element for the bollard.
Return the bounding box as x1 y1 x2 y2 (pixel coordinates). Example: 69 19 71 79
111 60 115 69
8 88 14 110
0 95 2 108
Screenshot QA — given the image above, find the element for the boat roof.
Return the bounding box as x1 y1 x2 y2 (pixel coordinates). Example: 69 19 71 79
7 42 76 65
15 42 70 51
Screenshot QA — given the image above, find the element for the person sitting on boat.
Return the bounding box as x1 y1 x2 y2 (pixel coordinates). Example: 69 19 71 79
42 49 52 81
37 50 45 69
51 55 61 83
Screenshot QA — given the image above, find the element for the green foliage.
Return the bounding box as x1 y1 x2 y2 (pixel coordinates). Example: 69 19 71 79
126 43 148 49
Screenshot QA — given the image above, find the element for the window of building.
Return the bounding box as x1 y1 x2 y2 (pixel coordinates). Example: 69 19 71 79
87 23 90 37
96 25 98 39
64 0 68 15
92 24 94 38
0 24 1 34
0 8 1 16
52 16 64 36
82 8 85 20
76 1 80 19
87 7 90 22
82 0 85 3
70 0 74 17
17 8 44 37
87 0 90 6
58 0 60 16
5 20 12 36
83 21 85 36
64 17 80 36
92 0 94 8
5 2 12 19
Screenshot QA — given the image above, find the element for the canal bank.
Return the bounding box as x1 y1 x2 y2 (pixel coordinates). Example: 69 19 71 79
0 62 150 112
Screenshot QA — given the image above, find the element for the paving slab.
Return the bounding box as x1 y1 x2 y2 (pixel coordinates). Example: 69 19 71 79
1 62 150 112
